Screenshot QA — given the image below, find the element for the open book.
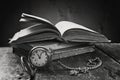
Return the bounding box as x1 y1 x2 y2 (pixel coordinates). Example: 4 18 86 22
9 13 110 44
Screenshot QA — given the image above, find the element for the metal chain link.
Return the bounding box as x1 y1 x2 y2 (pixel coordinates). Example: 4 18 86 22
58 57 102 76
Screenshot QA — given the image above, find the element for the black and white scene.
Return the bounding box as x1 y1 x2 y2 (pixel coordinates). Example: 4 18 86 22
0 0 120 80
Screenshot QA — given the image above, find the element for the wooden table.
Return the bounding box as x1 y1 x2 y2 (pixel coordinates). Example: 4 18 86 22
0 43 120 80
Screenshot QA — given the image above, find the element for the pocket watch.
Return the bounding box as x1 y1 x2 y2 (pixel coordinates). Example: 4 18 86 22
29 47 50 67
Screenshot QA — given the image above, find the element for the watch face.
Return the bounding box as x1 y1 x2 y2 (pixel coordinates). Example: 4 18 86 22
29 47 49 67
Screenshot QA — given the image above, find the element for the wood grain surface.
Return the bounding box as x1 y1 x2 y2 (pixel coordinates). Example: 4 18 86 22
0 43 120 80
0 48 30 80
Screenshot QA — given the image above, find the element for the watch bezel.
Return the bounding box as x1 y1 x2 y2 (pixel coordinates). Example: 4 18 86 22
28 46 51 68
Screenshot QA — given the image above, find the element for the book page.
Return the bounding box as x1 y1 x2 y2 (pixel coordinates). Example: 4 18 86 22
9 24 40 43
55 21 97 36
9 13 60 43
20 13 53 25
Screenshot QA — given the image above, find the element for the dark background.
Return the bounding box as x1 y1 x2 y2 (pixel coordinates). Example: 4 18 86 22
0 0 120 46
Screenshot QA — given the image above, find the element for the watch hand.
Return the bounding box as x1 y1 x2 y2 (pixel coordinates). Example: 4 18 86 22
37 51 44 59
37 54 41 59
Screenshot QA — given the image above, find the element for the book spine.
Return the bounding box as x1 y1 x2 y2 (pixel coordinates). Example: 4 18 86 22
52 46 95 60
